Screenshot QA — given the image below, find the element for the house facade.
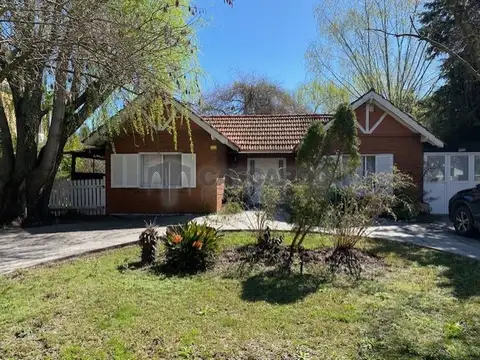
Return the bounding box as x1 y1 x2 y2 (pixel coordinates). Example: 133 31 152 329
84 90 445 215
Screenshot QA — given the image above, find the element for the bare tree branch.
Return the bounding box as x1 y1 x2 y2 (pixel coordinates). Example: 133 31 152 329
368 16 480 82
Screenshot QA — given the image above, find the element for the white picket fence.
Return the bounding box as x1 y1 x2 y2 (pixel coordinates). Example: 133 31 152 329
49 178 105 216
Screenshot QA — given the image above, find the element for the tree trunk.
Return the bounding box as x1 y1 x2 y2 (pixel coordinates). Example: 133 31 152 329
0 135 67 226
0 179 28 225
25 144 66 223
26 171 56 224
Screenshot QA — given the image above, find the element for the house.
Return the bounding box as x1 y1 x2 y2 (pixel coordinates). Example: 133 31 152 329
84 89 445 215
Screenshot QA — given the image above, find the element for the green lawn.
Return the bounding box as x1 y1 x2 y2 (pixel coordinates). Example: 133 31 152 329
1 232 480 359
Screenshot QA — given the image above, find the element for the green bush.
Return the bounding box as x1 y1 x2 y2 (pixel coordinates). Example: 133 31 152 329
219 201 243 215
162 221 222 273
392 186 420 221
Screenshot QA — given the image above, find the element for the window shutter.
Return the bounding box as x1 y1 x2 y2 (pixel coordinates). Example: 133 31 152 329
124 154 140 188
111 154 139 188
375 154 394 174
181 153 196 188
111 154 124 188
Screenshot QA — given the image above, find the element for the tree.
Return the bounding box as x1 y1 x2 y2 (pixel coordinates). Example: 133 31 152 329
295 80 349 113
201 74 307 115
288 103 360 263
416 0 480 144
307 0 439 114
0 0 200 224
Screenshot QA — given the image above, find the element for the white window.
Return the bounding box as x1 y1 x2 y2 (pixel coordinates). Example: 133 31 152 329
110 153 196 189
110 154 140 188
359 156 376 177
141 153 182 189
247 158 285 182
341 154 392 186
475 156 480 182
450 155 469 181
424 155 445 182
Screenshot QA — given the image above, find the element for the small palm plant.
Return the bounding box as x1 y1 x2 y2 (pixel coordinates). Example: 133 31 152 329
162 221 221 273
139 221 159 265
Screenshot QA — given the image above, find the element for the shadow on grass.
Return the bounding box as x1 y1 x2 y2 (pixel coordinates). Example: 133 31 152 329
117 261 201 279
117 261 145 273
241 270 327 304
369 240 480 299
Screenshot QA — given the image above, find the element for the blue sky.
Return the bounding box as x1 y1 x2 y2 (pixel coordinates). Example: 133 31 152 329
195 0 319 92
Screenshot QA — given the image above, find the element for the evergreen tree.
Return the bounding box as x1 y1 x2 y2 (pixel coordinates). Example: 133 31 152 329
419 0 480 144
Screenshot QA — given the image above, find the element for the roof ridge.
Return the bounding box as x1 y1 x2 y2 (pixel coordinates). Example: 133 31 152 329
203 113 333 118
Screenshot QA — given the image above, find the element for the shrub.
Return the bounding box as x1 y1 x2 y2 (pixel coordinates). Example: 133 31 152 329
287 104 360 266
324 170 414 278
224 169 285 241
219 201 243 215
139 222 159 265
162 221 222 273
392 185 420 221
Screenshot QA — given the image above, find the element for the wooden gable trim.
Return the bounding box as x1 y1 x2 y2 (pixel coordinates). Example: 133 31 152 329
324 90 444 148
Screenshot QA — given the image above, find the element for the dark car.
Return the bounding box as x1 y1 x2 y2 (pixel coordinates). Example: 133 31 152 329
449 184 480 236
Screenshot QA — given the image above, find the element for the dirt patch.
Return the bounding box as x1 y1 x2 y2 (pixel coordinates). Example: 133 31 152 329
217 245 384 277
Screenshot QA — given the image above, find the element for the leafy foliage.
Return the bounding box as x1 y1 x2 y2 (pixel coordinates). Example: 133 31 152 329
392 185 420 221
288 103 360 261
139 222 159 265
324 169 414 278
0 0 200 222
257 227 283 251
418 0 480 144
222 169 285 242
295 80 349 113
296 121 327 170
162 221 222 273
219 201 243 215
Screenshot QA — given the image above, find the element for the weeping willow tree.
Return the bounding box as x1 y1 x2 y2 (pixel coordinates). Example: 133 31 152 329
0 0 208 224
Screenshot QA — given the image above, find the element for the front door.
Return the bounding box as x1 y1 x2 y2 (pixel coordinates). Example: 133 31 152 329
248 158 285 205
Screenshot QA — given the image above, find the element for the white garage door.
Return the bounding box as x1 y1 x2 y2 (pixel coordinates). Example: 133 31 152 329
424 153 480 214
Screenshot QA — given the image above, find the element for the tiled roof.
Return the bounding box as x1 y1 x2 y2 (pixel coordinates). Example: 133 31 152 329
204 114 332 152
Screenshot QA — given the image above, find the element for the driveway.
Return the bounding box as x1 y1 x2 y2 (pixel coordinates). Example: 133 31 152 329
0 213 479 274
368 221 480 259
196 212 480 260
0 215 193 274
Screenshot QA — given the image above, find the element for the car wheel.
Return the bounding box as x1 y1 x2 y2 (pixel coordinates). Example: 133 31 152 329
453 206 474 236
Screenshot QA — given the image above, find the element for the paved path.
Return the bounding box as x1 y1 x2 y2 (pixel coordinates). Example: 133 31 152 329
0 212 479 274
0 216 193 274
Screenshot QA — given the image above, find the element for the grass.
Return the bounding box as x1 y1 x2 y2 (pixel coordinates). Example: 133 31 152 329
1 232 480 359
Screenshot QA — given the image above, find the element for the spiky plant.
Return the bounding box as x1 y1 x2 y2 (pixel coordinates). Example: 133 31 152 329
139 221 159 265
162 221 222 273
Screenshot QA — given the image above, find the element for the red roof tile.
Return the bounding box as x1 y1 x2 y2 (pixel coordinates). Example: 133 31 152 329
204 114 332 152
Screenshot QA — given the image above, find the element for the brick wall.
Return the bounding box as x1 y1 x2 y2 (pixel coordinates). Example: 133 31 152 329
355 104 424 196
106 119 228 214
